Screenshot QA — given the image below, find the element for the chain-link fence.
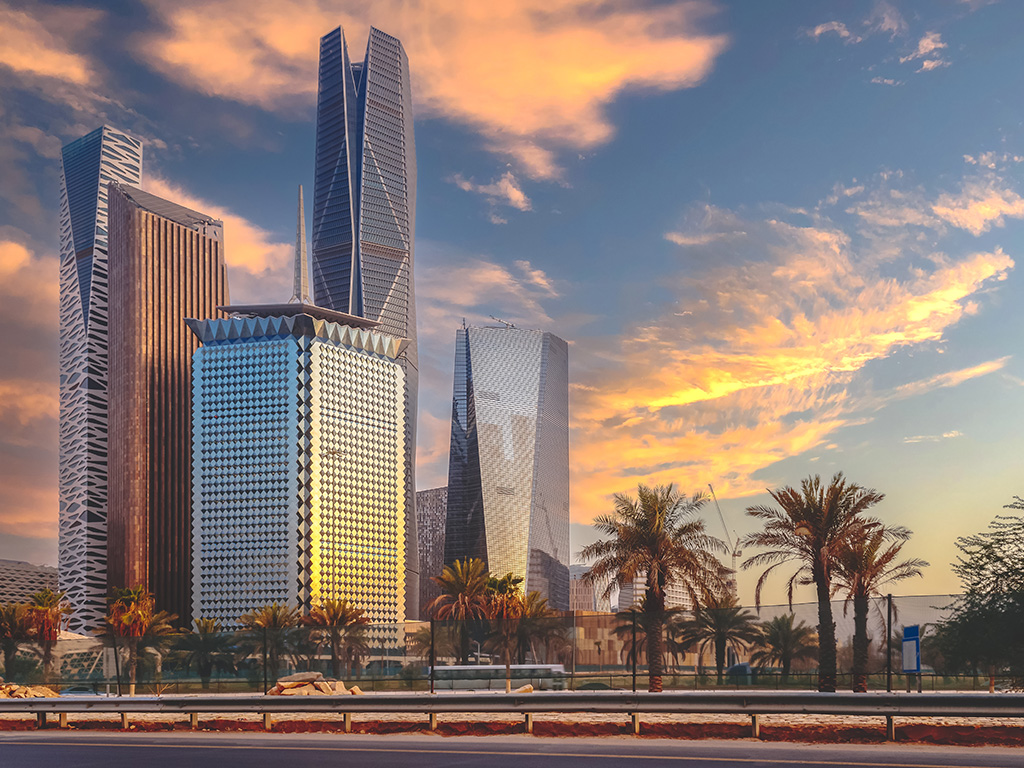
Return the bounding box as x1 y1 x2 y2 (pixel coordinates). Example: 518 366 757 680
4 594 1009 694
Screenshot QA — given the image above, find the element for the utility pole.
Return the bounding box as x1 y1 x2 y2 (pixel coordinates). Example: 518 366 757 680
886 594 893 693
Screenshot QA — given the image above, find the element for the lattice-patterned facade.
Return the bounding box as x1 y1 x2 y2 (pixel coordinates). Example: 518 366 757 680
0 559 58 604
415 486 447 614
444 327 570 610
313 26 419 616
58 127 143 633
189 314 407 627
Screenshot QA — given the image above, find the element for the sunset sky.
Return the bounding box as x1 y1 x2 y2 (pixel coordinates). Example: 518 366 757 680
1 0 1022 606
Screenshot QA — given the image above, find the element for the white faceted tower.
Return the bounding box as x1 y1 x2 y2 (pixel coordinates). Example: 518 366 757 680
444 325 570 609
58 126 143 633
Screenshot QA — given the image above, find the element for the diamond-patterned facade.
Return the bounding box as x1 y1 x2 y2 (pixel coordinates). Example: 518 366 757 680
189 315 406 626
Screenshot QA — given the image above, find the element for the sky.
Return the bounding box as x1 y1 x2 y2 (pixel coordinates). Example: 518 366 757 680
1 0 1022 607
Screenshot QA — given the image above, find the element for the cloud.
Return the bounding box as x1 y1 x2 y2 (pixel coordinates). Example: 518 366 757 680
137 0 729 180
903 430 964 444
144 176 291 301
452 171 533 213
664 231 740 247
870 77 902 87
865 1 908 38
0 3 98 85
808 21 861 43
901 30 946 66
932 181 1024 235
568 186 1014 520
918 59 950 73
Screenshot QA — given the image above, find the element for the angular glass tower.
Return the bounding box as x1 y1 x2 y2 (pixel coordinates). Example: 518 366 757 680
312 26 419 616
444 326 570 610
58 126 143 633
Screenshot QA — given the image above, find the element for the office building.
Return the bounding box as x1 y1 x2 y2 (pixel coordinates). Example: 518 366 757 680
312 26 419 616
0 560 58 604
616 573 694 613
416 486 447 614
58 126 143 633
569 565 595 612
106 184 229 625
444 325 570 610
189 196 408 626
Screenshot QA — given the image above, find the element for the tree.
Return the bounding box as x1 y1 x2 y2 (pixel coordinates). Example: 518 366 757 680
741 472 884 692
832 526 927 691
107 586 178 695
28 588 71 682
176 618 235 690
749 614 817 685
485 572 525 693
0 603 33 680
304 599 369 679
426 558 490 664
581 483 728 692
238 603 301 683
516 591 565 664
671 594 760 684
934 505 1024 690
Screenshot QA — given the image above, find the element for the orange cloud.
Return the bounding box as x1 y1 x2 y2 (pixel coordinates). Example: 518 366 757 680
0 3 97 85
932 181 1024 235
138 0 728 179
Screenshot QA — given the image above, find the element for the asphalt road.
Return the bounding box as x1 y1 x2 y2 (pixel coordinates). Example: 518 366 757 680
0 733 1021 768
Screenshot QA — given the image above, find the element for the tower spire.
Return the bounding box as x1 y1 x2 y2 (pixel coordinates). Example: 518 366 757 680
290 185 311 303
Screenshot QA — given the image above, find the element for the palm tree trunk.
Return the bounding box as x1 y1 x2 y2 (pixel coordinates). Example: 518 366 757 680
128 638 138 696
814 566 837 692
645 602 665 693
2 642 16 677
851 594 869 692
331 630 342 679
781 658 791 686
715 638 726 685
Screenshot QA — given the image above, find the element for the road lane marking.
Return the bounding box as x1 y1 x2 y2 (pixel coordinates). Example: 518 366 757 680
0 740 1016 768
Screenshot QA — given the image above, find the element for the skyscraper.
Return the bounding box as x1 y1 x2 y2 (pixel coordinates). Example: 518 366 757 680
106 184 229 625
312 26 419 616
444 325 570 610
58 126 143 633
416 486 447 614
189 196 408 626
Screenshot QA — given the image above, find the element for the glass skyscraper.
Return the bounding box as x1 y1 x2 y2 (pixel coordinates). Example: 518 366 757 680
312 25 419 617
58 126 143 633
444 326 570 610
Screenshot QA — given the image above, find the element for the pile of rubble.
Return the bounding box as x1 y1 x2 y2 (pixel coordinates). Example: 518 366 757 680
0 683 60 699
266 671 364 696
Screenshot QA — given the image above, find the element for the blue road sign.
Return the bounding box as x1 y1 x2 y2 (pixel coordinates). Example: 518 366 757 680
902 625 921 673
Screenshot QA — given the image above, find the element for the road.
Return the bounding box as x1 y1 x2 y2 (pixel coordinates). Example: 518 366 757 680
0 733 1021 768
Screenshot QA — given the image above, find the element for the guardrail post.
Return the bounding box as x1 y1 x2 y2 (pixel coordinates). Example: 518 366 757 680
262 713 272 732
750 715 760 739
120 712 129 730
524 713 533 734
59 713 68 729
429 712 438 731
886 716 895 742
631 712 640 735
343 713 352 733
35 712 46 729
190 713 199 730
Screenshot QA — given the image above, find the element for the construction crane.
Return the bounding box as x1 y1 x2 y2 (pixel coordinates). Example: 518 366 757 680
489 315 516 329
708 483 742 597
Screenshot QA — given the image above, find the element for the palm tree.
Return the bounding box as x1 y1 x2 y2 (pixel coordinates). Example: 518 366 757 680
28 588 70 682
304 599 368 679
107 586 178 695
426 558 490 664
0 603 33 679
740 472 884 692
671 594 760 684
176 618 236 690
485 573 525 693
581 483 728 692
516 591 564 664
238 603 300 682
749 614 818 685
833 526 928 691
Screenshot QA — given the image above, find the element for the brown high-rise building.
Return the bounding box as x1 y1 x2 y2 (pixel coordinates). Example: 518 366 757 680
107 183 228 625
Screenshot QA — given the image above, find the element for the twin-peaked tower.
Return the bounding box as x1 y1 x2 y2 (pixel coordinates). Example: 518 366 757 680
313 27 420 617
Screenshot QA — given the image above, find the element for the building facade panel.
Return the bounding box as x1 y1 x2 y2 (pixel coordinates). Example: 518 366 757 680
415 486 447 614
107 184 228 625
58 126 143 633
0 560 58 604
444 326 570 610
190 315 406 627
313 26 419 617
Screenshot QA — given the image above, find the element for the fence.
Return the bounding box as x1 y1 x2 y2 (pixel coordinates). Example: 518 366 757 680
5 594 1009 694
